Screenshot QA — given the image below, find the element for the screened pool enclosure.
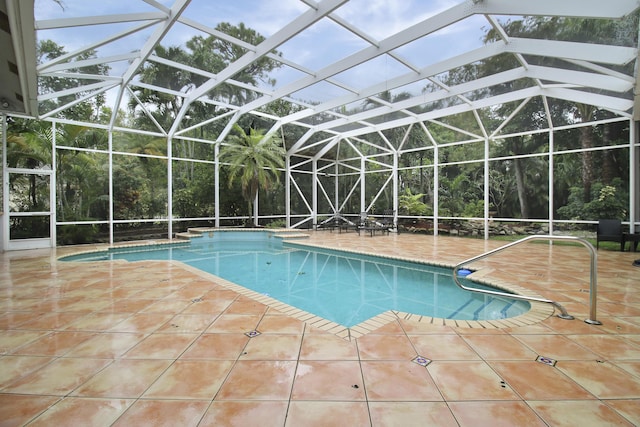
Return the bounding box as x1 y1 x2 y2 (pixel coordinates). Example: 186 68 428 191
1 0 639 250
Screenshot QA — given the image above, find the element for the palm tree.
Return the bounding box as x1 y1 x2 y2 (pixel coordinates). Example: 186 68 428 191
6 120 53 210
220 124 285 226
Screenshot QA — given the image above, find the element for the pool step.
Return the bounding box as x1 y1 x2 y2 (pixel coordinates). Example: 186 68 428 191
175 232 195 240
174 228 310 241
449 294 520 320
275 232 310 240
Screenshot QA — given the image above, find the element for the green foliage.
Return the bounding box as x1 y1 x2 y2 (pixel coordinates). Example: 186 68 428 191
220 125 285 224
398 189 431 216
173 188 197 219
37 40 109 121
131 22 282 132
7 17 635 245
462 200 485 218
438 166 483 217
557 180 628 220
112 159 146 219
57 224 99 245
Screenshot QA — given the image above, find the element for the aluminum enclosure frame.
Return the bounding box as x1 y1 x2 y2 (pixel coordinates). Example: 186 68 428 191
1 0 639 249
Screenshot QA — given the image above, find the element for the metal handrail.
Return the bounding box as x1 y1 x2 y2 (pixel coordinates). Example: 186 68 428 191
452 235 601 325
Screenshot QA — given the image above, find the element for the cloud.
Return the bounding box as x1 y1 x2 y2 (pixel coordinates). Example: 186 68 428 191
334 0 459 40
181 0 306 38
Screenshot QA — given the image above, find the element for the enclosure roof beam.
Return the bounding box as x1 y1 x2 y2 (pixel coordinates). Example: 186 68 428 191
109 0 191 129
336 86 633 140
308 65 622 135
171 0 349 136
36 12 166 30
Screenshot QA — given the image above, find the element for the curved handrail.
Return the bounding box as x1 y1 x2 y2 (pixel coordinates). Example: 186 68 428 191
452 235 601 325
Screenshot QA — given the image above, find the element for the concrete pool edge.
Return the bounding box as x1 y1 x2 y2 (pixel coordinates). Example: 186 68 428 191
173 261 554 340
55 230 556 340
278 238 556 336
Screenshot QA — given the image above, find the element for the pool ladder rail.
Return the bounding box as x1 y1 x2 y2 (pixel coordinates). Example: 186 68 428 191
452 235 602 326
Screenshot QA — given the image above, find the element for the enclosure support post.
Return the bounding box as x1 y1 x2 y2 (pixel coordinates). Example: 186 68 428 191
286 155 292 228
393 150 398 229
108 132 114 245
483 137 489 240
50 122 56 247
311 158 317 228
360 157 365 213
1 115 7 252
433 144 439 236
214 143 220 228
334 161 339 214
630 119 638 233
548 129 554 237
167 136 173 239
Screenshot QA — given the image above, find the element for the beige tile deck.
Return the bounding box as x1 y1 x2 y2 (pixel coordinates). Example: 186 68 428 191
1 231 639 426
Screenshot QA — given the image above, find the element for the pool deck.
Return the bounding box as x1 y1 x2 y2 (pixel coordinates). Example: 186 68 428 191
1 231 639 426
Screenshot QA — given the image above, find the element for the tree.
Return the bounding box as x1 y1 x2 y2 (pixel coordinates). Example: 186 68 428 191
398 188 431 216
219 124 285 225
37 40 110 121
124 134 168 218
187 22 281 105
6 119 53 211
131 22 282 132
482 14 638 210
128 22 284 223
557 179 628 221
129 45 194 131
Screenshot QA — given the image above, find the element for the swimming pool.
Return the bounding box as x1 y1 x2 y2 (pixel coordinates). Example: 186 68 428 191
61 231 529 327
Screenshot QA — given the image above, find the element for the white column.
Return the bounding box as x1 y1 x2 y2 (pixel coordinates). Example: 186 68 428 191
433 144 439 236
167 136 173 239
214 143 220 228
312 159 318 227
1 115 8 251
360 156 365 213
548 130 554 236
334 161 339 213
286 155 291 228
50 121 57 247
630 119 638 233
484 137 490 240
393 150 399 227
108 131 114 244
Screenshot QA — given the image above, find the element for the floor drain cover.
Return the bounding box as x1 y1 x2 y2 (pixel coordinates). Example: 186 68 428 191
412 356 432 367
245 330 261 338
536 355 557 366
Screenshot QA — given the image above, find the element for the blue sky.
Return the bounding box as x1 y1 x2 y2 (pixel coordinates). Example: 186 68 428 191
33 0 488 105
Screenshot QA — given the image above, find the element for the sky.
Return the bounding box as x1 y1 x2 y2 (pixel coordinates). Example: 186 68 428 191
32 0 488 107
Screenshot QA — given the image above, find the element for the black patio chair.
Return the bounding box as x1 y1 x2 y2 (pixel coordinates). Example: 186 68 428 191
359 211 391 236
596 219 624 251
379 209 396 232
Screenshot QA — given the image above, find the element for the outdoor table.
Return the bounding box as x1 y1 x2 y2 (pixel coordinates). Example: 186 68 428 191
623 232 640 252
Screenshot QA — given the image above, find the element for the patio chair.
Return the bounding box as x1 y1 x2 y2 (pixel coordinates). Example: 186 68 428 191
316 213 342 231
379 209 396 232
360 211 391 236
596 219 624 251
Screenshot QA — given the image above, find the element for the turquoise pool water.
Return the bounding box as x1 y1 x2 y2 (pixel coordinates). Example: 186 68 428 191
61 231 529 327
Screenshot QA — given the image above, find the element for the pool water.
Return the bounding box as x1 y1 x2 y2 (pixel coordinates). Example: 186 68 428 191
61 231 529 327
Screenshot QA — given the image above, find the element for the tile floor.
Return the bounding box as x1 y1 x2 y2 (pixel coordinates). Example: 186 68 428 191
1 232 639 426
